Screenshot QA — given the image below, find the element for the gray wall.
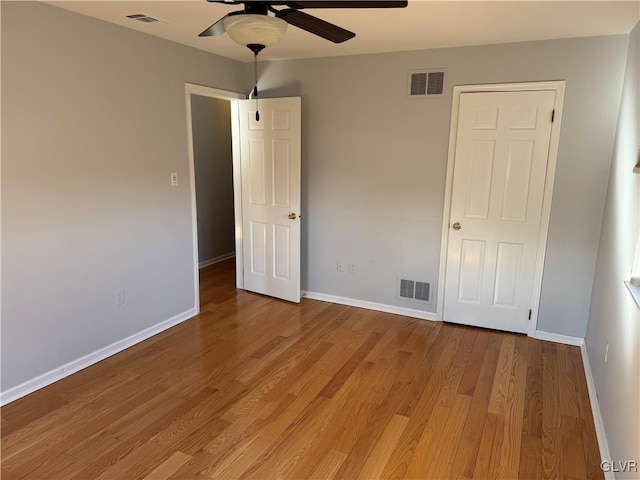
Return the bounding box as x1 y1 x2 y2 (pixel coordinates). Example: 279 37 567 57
1 0 634 396
586 23 639 475
1 2 243 391
191 95 235 264
250 34 629 337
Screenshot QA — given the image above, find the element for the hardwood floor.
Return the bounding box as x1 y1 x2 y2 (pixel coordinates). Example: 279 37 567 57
1 259 602 479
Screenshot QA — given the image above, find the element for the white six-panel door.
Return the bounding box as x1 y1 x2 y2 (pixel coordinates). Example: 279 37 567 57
443 90 556 333
238 97 301 303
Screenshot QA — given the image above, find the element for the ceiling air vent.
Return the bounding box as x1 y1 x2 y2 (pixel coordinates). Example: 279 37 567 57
398 278 432 304
126 13 165 24
408 69 446 98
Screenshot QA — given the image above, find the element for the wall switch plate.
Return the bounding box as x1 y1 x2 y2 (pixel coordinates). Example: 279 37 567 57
170 172 178 187
337 260 345 273
115 289 125 306
604 343 609 363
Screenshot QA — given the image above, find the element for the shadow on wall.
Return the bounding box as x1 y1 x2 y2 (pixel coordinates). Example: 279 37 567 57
258 83 303 99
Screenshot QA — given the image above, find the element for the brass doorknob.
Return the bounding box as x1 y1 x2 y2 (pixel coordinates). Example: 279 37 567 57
288 213 297 220
452 222 461 230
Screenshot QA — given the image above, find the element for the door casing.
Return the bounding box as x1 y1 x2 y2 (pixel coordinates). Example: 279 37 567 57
437 81 566 337
185 83 244 314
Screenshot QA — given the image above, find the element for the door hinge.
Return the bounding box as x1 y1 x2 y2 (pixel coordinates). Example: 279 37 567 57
528 309 532 320
551 109 555 122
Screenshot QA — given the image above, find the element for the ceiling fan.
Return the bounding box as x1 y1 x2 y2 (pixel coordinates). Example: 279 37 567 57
199 1 407 122
199 1 409 52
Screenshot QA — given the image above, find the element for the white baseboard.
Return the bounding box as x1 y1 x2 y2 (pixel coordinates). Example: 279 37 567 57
580 343 613 479
301 291 437 321
0 307 198 406
533 330 585 346
199 252 235 269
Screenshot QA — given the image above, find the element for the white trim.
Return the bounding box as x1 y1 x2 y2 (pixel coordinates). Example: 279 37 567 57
533 330 585 346
302 291 437 322
0 308 198 406
185 83 244 101
580 343 613 479
624 281 640 309
437 87 462 320
528 82 565 336
185 83 245 300
199 252 236 269
230 101 244 289
185 86 201 313
436 81 566 340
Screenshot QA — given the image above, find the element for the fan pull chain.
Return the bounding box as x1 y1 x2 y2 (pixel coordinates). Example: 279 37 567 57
246 44 265 122
253 51 260 122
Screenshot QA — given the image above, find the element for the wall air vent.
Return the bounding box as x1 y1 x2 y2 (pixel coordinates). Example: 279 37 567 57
409 73 427 96
408 69 447 98
126 13 167 24
398 278 432 304
414 281 430 302
399 279 415 299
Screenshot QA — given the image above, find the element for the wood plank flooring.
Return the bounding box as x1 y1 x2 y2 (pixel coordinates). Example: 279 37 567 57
1 259 603 479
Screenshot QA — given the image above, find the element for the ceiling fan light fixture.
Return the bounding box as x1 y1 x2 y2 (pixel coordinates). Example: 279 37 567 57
223 14 288 47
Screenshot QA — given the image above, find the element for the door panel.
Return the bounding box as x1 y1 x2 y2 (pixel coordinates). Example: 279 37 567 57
458 239 486 303
444 90 555 333
272 139 291 207
273 225 291 281
250 221 267 275
239 97 301 303
465 141 495 219
493 242 522 307
249 139 266 205
501 141 534 221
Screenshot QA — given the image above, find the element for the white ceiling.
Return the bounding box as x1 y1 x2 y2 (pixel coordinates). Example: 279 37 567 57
47 1 639 63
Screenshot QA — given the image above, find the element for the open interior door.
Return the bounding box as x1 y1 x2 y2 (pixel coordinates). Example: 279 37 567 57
238 97 301 303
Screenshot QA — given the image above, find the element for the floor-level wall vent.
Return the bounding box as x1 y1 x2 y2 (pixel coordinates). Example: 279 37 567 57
398 278 432 304
399 279 415 299
414 281 430 302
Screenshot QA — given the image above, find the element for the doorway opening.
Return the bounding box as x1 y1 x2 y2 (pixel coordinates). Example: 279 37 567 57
191 95 235 271
185 84 244 311
186 85 303 309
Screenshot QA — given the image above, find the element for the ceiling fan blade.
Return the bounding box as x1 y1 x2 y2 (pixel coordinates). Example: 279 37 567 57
286 1 407 8
276 9 355 43
199 11 244 37
199 15 228 37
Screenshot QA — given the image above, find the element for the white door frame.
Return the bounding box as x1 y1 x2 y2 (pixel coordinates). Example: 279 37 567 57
436 81 566 337
185 83 245 312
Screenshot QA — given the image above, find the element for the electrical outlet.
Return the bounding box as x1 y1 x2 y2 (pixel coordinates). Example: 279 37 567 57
115 289 125 306
170 172 178 187
604 343 609 363
348 263 356 274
